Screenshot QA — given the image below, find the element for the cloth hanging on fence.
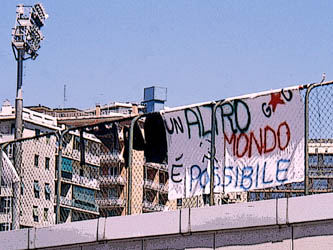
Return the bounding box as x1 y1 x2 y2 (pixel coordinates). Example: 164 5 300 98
91 123 120 153
122 122 145 167
144 113 167 164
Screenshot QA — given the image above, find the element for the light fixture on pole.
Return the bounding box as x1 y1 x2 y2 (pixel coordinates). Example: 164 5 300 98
11 3 48 139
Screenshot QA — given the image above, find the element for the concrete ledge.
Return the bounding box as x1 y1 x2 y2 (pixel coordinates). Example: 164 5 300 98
288 193 333 224
0 228 29 250
28 219 98 249
3 193 333 249
103 209 180 240
190 199 277 232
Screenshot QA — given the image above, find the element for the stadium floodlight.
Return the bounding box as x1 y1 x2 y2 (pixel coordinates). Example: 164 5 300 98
12 3 48 61
11 3 48 140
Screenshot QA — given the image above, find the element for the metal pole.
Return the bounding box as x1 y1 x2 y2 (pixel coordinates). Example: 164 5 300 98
11 48 24 230
12 140 21 230
15 49 24 140
209 102 219 206
127 115 141 215
304 86 311 195
56 131 66 224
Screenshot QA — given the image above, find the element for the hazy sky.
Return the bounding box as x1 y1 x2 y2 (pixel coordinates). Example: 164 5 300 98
1 1 332 110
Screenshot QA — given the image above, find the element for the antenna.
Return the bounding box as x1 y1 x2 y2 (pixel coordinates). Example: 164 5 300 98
63 84 67 108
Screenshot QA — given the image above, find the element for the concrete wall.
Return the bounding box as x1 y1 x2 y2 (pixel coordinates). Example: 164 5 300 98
2 193 333 250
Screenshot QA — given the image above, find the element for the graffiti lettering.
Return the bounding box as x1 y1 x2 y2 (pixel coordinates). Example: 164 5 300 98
219 99 251 134
224 121 291 158
187 159 291 192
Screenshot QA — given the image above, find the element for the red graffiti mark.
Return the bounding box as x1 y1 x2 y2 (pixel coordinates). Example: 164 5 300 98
264 125 277 154
277 121 291 150
268 92 285 112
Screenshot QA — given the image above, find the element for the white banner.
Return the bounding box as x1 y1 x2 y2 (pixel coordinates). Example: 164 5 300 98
162 88 304 199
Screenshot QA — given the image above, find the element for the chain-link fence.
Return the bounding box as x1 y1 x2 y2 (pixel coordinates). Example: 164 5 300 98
0 81 333 230
0 133 58 230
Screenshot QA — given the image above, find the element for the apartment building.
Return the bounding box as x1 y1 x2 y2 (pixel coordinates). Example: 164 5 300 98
0 101 103 229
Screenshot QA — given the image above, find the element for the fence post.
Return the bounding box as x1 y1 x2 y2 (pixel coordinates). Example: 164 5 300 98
209 102 218 206
127 115 141 215
55 130 68 224
12 140 21 230
304 85 311 195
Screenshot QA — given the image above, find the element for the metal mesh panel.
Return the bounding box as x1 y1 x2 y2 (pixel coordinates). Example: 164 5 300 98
0 133 57 230
307 84 333 194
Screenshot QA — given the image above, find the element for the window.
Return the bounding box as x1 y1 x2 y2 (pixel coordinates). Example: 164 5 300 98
0 198 11 213
324 155 333 166
34 181 40 199
309 155 318 165
73 136 80 151
79 169 84 177
177 198 182 207
35 129 40 136
0 177 6 187
43 208 48 221
110 167 118 176
34 154 39 167
45 157 50 170
100 166 108 176
45 183 51 200
20 182 24 195
0 223 10 231
108 188 118 199
107 210 119 217
46 134 51 144
203 194 210 205
10 124 15 134
313 179 328 190
33 206 38 222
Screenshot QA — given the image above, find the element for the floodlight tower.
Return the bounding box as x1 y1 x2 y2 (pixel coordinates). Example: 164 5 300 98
11 3 48 139
11 3 48 231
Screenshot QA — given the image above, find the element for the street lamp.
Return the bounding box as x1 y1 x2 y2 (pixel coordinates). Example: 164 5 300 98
11 3 48 139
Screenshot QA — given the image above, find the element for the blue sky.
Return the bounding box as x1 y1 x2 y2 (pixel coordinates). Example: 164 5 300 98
1 1 332 110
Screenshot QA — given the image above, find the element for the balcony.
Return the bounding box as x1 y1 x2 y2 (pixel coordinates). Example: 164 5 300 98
96 197 126 207
142 200 166 212
143 179 160 191
100 152 124 163
99 175 126 186
56 196 99 213
72 174 99 189
72 150 100 166
57 196 73 207
144 162 168 171
72 200 99 213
